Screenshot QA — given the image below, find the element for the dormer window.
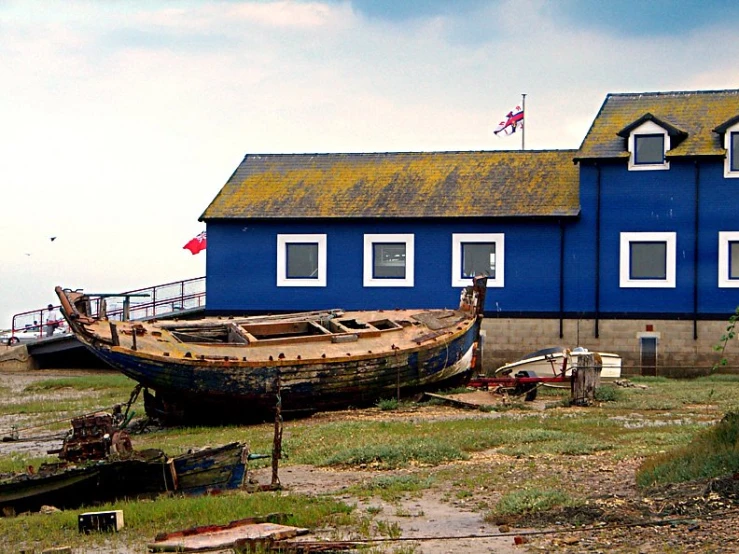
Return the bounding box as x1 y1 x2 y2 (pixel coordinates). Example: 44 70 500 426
626 121 670 171
712 115 739 178
618 114 686 172
634 134 665 165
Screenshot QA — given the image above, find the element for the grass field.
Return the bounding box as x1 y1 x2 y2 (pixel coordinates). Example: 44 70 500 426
0 370 737 552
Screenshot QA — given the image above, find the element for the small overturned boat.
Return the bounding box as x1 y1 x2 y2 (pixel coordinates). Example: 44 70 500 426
494 346 622 379
56 277 488 423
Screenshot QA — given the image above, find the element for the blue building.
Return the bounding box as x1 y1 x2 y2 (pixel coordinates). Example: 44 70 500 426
201 89 739 373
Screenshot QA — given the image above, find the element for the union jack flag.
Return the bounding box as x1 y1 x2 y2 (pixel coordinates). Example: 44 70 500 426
493 106 524 136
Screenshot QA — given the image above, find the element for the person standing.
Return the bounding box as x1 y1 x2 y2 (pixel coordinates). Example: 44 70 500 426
45 304 61 337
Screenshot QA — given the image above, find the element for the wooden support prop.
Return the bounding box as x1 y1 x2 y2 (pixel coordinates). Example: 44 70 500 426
570 353 602 407
271 375 282 488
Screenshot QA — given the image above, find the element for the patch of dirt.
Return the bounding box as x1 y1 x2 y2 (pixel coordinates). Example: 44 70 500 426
489 470 739 553
253 464 530 553
251 451 739 553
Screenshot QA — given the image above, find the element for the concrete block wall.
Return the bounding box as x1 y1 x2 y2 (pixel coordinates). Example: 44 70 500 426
480 318 738 376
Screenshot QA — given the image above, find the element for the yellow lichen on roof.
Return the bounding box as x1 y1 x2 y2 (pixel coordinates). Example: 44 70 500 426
576 90 739 160
201 150 580 220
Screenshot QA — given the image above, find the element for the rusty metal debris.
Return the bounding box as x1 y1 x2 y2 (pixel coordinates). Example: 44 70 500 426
50 412 132 462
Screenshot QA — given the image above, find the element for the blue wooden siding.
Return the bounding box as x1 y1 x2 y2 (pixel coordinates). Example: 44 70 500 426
570 160 739 316
698 162 739 314
205 219 564 314
205 158 739 317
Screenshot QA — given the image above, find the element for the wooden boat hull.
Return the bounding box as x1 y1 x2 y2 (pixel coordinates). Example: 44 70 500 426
91 325 478 422
0 465 103 515
0 444 248 515
173 442 247 495
56 277 487 423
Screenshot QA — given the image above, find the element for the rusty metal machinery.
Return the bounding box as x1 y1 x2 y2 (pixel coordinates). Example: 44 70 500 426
56 412 132 462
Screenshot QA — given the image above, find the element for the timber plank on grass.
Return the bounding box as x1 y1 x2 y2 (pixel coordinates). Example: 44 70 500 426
149 521 309 551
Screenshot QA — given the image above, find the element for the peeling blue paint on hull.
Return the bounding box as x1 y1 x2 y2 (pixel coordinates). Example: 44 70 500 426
85 323 479 423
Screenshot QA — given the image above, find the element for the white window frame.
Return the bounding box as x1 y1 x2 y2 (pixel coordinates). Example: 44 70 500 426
451 233 505 288
627 121 670 171
363 234 414 287
718 231 739 288
276 234 327 287
723 122 739 178
619 232 676 288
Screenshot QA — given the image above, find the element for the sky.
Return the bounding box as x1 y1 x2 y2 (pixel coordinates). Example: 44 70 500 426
2 0 739 328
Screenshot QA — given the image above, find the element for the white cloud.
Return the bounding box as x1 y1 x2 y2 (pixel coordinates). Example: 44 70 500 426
1 0 738 326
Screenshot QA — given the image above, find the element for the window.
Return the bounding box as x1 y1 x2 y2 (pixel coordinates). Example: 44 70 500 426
277 234 326 287
718 232 739 288
720 121 739 178
373 243 406 278
619 232 676 288
634 135 664 165
630 242 666 279
626 120 669 171
363 234 414 287
287 243 318 278
451 233 504 287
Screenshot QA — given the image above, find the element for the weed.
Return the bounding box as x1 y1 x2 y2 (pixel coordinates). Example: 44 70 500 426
712 306 739 372
487 488 576 518
375 519 402 539
349 474 434 501
376 398 400 411
636 411 739 487
319 441 466 469
353 514 373 538
594 385 621 402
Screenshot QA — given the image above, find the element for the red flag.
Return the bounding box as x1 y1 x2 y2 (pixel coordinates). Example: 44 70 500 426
183 231 207 255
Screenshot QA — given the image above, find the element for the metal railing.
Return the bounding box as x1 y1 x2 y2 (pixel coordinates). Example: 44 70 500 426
7 277 206 342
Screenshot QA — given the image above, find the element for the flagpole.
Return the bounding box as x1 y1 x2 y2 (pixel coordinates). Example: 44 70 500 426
521 93 526 151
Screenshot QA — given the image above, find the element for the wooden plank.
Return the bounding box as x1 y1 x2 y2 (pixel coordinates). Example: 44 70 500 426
423 392 483 409
148 522 309 552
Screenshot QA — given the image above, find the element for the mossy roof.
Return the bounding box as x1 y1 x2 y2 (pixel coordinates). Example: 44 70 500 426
575 89 739 160
201 150 580 220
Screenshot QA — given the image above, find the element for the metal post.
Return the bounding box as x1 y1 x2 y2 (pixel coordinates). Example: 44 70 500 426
521 93 527 151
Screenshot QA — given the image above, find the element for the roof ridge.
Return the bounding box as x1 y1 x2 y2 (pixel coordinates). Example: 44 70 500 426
241 149 577 157
607 89 739 98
